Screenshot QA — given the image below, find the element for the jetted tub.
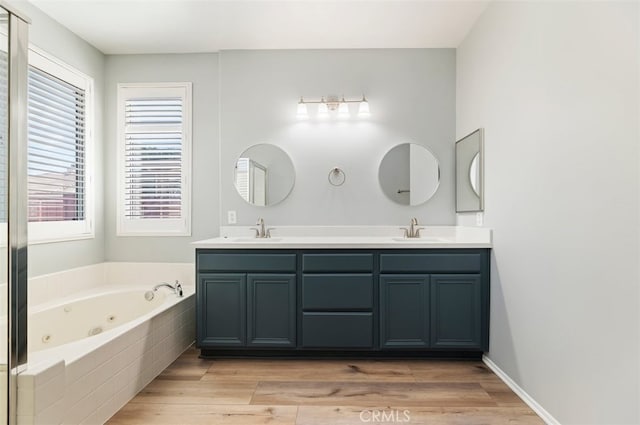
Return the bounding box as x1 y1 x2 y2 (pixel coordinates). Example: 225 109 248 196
29 287 171 352
18 284 196 425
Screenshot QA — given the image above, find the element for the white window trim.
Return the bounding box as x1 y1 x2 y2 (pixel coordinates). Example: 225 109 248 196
116 82 192 237
27 46 95 245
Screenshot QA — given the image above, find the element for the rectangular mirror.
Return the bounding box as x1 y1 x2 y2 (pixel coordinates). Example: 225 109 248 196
456 128 484 212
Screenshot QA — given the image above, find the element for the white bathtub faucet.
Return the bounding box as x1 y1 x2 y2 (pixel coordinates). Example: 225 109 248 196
153 280 183 297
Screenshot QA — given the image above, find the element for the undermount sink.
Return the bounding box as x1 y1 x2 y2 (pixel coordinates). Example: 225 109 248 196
391 236 449 243
228 237 284 242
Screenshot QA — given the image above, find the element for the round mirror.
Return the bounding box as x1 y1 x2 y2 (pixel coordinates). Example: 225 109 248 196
234 144 295 206
378 143 440 206
469 153 480 197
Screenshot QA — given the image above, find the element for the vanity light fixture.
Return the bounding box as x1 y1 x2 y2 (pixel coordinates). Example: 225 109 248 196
296 94 370 119
358 95 370 118
296 97 309 120
337 97 350 119
317 98 330 119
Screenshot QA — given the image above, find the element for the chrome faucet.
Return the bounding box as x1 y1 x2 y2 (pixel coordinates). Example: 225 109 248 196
153 280 183 297
400 217 424 238
251 217 274 238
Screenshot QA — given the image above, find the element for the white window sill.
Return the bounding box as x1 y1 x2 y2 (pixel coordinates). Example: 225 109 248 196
116 231 191 238
28 232 95 245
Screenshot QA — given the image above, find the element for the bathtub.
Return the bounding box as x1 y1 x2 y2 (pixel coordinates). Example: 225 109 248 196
18 282 196 425
29 287 172 352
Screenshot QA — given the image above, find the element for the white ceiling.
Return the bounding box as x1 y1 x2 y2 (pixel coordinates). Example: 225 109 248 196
27 0 489 55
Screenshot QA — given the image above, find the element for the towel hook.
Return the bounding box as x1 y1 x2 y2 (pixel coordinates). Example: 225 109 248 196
328 167 346 186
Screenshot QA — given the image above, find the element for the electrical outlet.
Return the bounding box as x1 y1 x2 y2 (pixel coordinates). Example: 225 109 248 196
227 210 237 224
476 212 483 226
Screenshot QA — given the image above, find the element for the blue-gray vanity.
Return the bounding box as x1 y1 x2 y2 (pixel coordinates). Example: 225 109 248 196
195 241 490 358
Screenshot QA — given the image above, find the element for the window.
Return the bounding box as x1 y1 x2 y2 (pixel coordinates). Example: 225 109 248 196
117 83 192 236
27 49 94 243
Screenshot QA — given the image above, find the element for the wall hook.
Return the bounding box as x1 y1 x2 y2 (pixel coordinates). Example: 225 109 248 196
328 167 346 186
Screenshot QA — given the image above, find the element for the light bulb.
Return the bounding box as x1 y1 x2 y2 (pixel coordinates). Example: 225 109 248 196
337 98 349 119
318 99 329 119
296 98 308 120
357 96 370 118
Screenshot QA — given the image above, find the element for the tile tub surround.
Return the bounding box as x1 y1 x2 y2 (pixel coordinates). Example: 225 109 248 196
18 262 196 425
195 225 492 249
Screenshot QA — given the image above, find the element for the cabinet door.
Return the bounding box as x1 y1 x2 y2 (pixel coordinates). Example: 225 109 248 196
247 274 296 348
198 273 246 347
430 274 482 349
379 275 430 349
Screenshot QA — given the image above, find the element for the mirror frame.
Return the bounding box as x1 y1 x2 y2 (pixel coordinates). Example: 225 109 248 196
455 128 484 213
233 143 296 207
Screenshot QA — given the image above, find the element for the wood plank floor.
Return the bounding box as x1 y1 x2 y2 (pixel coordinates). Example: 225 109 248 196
108 347 543 424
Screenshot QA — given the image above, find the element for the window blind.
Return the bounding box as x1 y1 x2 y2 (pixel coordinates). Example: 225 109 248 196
27 66 85 222
124 97 183 220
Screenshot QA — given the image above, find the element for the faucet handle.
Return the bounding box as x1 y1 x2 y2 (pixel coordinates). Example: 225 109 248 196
414 227 425 238
399 227 409 238
250 227 260 238
174 280 183 297
266 228 275 238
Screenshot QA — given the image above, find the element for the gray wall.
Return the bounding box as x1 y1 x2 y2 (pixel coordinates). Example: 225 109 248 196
457 2 639 423
25 43 455 269
104 49 454 261
16 1 106 277
220 49 456 226
104 54 219 263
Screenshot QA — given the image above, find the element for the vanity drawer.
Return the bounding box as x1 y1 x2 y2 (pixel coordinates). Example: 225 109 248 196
302 253 373 273
302 312 373 348
197 252 296 272
380 252 482 273
302 274 373 310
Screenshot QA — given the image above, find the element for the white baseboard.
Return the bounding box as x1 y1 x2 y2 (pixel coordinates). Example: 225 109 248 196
483 355 561 425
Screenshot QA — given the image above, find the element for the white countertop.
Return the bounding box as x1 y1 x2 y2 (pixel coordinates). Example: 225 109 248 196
192 226 492 249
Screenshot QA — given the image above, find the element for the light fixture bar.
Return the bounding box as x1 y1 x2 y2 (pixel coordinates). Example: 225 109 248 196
297 94 370 119
301 99 364 104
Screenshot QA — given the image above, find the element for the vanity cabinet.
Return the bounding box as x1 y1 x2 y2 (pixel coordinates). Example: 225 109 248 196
196 252 296 348
301 253 375 348
196 248 489 356
379 252 487 350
